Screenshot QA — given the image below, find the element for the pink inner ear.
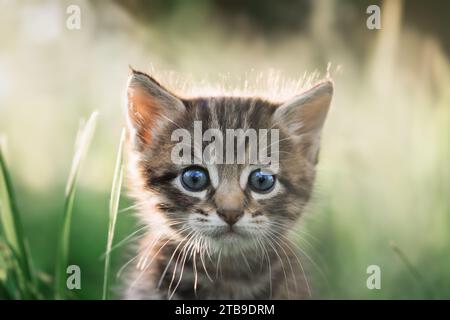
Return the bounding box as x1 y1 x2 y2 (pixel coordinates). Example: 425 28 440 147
128 87 161 145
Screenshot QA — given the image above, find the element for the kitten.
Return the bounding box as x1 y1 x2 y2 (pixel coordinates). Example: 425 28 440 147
123 69 333 300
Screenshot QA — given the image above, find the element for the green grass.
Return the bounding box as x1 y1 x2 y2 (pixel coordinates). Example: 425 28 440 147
102 128 125 300
1 113 129 300
54 112 98 299
0 139 39 299
0 112 130 300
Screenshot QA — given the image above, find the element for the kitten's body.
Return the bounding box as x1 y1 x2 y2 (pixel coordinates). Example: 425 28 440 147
125 235 310 299
123 70 332 300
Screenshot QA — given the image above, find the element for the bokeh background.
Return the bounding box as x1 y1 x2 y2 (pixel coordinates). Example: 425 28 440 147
0 0 449 299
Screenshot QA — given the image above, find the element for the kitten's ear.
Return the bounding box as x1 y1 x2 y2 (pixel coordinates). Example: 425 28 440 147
126 69 185 147
273 80 333 164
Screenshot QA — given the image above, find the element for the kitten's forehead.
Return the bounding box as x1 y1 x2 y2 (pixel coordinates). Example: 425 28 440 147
186 96 277 130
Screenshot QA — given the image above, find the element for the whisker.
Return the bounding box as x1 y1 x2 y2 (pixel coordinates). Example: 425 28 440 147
101 225 148 259
157 229 195 289
280 231 329 291
119 203 142 214
239 246 252 272
264 229 299 295
130 226 192 289
254 236 272 298
268 228 314 297
169 232 199 299
168 231 197 298
199 236 213 282
262 232 290 299
215 247 223 279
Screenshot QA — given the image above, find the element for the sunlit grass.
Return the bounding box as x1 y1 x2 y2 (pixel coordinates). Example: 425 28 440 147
102 128 125 300
54 112 98 299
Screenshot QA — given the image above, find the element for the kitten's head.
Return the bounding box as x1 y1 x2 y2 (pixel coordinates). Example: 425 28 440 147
126 69 332 254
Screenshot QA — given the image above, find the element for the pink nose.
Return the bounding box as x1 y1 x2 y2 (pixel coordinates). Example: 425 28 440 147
217 209 244 226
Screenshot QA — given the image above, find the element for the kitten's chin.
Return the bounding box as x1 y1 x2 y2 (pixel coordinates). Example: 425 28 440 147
207 227 254 247
216 230 242 241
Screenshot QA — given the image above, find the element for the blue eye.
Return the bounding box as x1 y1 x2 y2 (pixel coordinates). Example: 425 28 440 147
181 166 209 192
248 169 276 193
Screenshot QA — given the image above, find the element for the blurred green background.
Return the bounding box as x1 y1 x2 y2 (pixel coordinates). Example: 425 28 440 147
0 0 449 299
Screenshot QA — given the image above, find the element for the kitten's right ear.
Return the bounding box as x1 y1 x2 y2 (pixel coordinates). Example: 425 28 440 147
126 69 185 147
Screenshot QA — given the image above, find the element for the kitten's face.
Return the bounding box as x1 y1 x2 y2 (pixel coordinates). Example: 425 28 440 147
126 70 332 255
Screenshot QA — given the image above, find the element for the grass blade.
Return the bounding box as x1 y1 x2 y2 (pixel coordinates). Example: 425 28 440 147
102 129 125 300
390 241 436 299
0 138 37 298
54 112 98 299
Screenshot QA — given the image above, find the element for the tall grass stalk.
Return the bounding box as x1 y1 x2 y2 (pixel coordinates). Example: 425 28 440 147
390 241 436 299
0 139 37 298
102 129 125 300
54 112 98 299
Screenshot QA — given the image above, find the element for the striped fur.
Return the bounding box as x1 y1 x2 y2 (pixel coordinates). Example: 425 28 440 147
123 69 333 299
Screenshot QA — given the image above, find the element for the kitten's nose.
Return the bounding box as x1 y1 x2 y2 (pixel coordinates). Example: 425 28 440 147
217 209 244 226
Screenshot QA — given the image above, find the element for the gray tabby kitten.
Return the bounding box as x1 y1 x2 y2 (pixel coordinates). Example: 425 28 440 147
124 69 333 300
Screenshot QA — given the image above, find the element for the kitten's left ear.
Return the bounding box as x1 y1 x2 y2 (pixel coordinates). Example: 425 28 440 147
273 80 333 164
126 68 185 148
